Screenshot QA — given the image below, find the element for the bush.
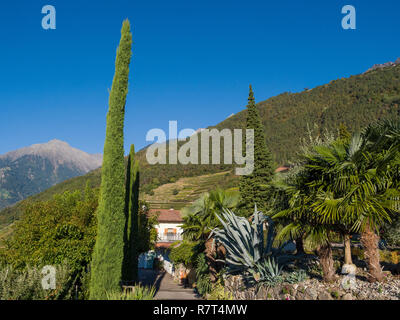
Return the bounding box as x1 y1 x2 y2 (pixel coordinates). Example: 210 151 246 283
1 190 98 272
0 190 158 299
383 216 400 247
207 280 233 300
169 241 201 267
0 262 73 300
195 253 212 296
105 285 156 300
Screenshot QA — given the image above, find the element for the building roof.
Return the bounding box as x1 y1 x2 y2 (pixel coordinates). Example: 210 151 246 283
275 166 290 173
149 208 183 223
155 242 174 249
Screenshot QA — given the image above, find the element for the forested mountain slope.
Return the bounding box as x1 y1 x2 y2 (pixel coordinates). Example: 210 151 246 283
1 63 399 229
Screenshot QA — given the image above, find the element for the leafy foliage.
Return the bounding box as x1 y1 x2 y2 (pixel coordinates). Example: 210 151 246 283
195 253 212 296
246 257 284 287
105 285 156 300
90 19 133 299
181 188 239 241
239 86 274 214
0 189 97 272
272 119 400 282
122 144 140 283
211 206 276 274
383 215 400 246
0 262 74 300
207 279 233 300
283 269 309 284
169 241 202 267
3 66 400 229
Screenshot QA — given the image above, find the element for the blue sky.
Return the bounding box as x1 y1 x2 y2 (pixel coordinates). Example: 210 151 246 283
1 0 399 155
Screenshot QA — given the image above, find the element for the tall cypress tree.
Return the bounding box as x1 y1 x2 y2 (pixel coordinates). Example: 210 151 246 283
239 85 274 215
89 20 132 299
122 144 140 283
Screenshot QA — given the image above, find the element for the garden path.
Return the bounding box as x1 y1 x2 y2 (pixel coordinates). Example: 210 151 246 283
138 269 202 300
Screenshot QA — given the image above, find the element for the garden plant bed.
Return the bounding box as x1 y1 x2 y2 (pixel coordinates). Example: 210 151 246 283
224 272 400 300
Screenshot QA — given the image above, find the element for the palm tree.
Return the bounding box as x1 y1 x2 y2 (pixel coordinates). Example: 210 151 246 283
181 188 239 281
301 127 400 282
181 188 239 240
272 167 337 282
273 121 400 282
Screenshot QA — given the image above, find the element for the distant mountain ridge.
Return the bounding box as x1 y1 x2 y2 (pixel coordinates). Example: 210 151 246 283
365 57 400 73
0 140 102 210
1 60 400 230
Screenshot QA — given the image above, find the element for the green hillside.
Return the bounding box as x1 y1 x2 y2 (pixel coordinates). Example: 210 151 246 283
142 171 238 210
1 64 400 231
0 168 102 229
214 65 400 163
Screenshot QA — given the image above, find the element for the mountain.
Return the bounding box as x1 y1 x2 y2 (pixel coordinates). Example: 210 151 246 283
1 61 400 229
364 57 400 73
0 139 102 210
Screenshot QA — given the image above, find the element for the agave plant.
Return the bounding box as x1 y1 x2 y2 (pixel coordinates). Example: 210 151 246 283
210 205 276 274
247 257 284 287
284 269 308 284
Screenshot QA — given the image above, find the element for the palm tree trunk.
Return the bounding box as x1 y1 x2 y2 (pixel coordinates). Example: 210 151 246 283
205 237 218 282
343 233 353 265
317 243 335 282
361 223 383 282
295 236 305 255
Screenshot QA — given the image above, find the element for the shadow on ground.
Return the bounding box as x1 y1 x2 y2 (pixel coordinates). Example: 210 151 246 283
138 269 202 300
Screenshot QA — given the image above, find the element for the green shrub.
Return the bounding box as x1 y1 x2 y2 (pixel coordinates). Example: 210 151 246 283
331 290 340 299
1 190 97 272
383 215 400 247
0 262 73 300
195 253 212 296
105 285 156 300
169 241 201 267
207 280 233 300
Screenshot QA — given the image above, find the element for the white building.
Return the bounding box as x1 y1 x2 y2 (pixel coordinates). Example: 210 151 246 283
150 208 183 249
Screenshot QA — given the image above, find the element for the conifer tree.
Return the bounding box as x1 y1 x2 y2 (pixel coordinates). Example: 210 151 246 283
338 123 351 142
122 144 140 283
239 85 274 215
89 20 132 299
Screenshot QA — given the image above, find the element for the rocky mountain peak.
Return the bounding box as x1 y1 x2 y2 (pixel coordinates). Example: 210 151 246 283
0 140 103 173
365 57 400 73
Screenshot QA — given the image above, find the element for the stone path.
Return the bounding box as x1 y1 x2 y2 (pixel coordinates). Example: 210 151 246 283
139 269 202 300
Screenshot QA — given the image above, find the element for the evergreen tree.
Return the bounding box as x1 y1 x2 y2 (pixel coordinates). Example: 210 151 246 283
338 123 351 142
89 20 132 299
122 144 140 283
239 85 274 215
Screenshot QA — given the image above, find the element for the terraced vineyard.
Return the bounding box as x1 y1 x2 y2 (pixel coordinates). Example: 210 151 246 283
142 171 238 209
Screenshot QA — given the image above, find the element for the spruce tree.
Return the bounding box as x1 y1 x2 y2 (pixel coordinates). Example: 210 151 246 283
89 20 132 299
338 123 351 142
122 144 140 283
239 85 274 215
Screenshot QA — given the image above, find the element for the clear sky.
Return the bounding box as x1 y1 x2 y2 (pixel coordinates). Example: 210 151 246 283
1 0 399 155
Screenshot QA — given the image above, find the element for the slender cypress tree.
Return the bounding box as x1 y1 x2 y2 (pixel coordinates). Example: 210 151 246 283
89 20 132 299
122 144 140 283
239 85 274 215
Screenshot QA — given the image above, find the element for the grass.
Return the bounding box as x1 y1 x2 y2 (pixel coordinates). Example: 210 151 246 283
106 285 156 300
